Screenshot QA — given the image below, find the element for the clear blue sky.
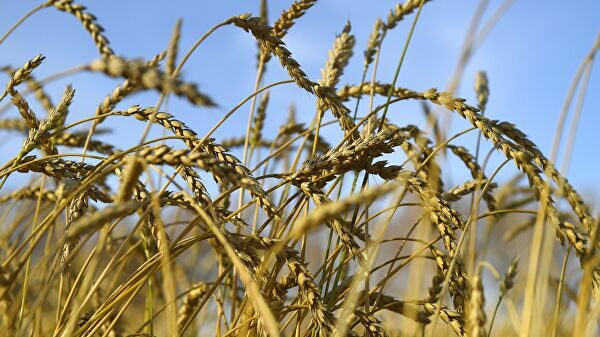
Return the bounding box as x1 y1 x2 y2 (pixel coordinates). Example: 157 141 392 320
1 1 599 210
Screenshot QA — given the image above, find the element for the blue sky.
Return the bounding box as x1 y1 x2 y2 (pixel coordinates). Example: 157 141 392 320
1 0 599 210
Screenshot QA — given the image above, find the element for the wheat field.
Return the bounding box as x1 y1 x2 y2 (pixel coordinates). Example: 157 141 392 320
0 1 598 336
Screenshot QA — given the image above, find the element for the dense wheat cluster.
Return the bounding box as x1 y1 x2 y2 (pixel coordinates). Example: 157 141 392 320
0 1 598 337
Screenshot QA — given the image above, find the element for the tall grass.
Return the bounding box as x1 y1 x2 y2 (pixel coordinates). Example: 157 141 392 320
0 1 598 336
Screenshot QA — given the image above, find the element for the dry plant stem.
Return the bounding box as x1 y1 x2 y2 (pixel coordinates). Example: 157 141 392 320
445 0 489 94
520 37 600 337
0 1 51 46
561 60 595 174
16 175 47 332
549 31 600 164
73 235 212 337
440 0 513 138
189 208 281 337
377 0 425 132
467 71 489 273
1 147 140 269
233 61 267 316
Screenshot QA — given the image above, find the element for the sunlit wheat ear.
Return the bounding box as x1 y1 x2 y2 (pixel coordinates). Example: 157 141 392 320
1 65 54 111
232 15 358 140
10 90 38 129
354 310 387 337
114 106 280 219
358 290 464 335
363 18 383 67
91 53 164 126
319 21 355 96
18 86 74 161
271 0 318 39
442 179 496 203
447 144 497 211
491 119 595 233
137 145 280 220
62 190 89 272
0 187 60 204
430 246 469 313
51 0 114 56
287 129 405 186
500 256 519 296
180 166 213 208
0 54 45 102
9 90 56 155
166 18 182 76
298 182 365 261
385 0 432 31
1 3 597 337
419 89 592 260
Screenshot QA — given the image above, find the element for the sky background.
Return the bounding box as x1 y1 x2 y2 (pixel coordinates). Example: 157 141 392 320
1 0 599 210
